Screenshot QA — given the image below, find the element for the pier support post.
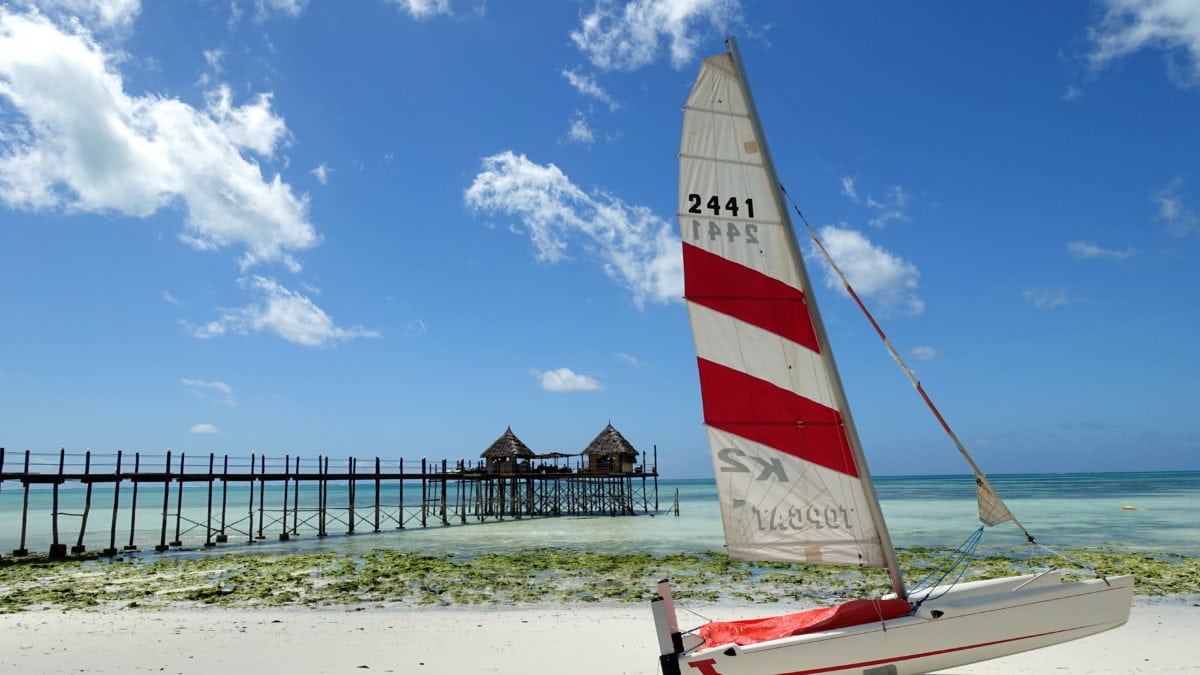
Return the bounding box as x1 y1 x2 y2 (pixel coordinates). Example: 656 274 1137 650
72 450 94 554
170 452 185 547
155 450 172 552
216 455 229 544
12 450 30 557
103 450 122 555
49 448 68 559
124 453 140 551
280 454 291 541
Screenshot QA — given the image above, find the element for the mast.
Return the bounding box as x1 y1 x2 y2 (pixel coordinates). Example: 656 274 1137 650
724 37 907 600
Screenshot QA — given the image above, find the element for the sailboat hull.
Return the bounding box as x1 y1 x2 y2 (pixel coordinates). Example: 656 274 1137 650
664 573 1134 675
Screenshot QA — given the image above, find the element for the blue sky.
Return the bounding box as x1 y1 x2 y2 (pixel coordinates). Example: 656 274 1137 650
1 0 1197 478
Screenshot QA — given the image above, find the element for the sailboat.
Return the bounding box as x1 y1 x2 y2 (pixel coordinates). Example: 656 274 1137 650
651 38 1133 675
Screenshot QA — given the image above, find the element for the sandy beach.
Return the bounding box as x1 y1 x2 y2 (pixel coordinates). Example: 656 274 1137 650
0 598 1195 674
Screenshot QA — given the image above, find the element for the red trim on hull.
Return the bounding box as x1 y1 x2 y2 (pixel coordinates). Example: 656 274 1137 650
683 243 820 354
767 623 1109 675
697 359 858 478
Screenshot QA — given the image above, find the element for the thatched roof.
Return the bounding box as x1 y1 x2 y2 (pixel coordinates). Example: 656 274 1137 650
481 427 536 459
582 423 639 458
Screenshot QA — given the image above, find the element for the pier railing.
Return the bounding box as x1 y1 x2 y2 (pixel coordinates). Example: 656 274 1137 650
0 447 661 559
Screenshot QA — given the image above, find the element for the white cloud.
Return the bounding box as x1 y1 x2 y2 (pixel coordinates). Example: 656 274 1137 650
161 290 182 305
839 177 910 228
0 10 318 271
311 162 330 185
189 423 219 435
1067 240 1134 260
184 276 380 347
389 0 452 19
865 185 911 228
910 345 938 361
561 68 619 110
1023 285 1072 310
464 151 682 308
1088 0 1200 86
257 0 308 18
19 0 141 33
810 225 924 316
567 114 595 144
840 176 859 202
204 48 224 71
615 352 640 366
570 0 742 71
181 378 236 406
533 367 603 393
1154 176 1198 236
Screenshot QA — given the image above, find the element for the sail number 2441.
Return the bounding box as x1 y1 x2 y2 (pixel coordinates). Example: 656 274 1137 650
687 195 759 244
686 193 755 218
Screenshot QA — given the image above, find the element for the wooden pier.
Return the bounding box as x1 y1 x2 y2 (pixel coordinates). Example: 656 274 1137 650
0 431 662 559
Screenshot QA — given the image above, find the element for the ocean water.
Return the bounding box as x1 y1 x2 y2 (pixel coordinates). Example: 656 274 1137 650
0 471 1196 559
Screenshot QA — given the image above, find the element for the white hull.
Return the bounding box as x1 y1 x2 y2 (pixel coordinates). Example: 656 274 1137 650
656 573 1134 675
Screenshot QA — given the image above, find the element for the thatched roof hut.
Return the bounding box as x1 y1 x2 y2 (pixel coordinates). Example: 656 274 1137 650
582 423 639 473
481 427 536 472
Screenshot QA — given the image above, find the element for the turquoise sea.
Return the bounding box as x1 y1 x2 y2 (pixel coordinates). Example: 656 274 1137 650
0 471 1196 560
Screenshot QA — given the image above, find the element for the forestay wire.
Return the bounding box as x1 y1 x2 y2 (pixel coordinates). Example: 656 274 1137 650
777 186 1038 538
778 185 1113 581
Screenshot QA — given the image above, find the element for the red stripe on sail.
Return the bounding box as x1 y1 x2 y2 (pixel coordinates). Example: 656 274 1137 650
697 358 859 478
683 243 820 354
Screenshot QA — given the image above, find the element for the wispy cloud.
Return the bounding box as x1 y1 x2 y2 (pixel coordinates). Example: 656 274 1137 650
1154 176 1199 236
1067 240 1134 261
840 176 911 228
162 290 183 306
183 276 380 347
256 0 308 19
387 0 452 20
1087 0 1200 87
615 352 640 367
181 378 236 406
1023 285 1073 310
810 225 924 316
189 423 220 435
910 345 939 361
561 68 619 110
840 176 859 202
567 114 595 144
570 0 743 71
464 151 682 308
533 367 603 393
22 0 141 34
311 163 330 185
866 186 911 228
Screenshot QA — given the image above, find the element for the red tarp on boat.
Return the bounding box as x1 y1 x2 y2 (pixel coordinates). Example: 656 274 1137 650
699 598 912 647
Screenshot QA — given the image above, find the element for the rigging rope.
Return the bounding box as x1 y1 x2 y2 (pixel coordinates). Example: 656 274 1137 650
909 526 985 604
778 185 1038 546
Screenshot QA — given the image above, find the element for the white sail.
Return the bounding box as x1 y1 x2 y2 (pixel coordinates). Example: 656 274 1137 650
679 52 893 569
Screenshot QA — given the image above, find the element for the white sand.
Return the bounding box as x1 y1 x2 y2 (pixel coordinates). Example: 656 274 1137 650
0 598 1196 674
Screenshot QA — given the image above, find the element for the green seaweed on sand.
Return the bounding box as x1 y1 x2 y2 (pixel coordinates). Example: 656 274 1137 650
0 547 1194 612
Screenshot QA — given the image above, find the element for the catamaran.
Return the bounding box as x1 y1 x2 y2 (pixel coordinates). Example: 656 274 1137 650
651 38 1133 675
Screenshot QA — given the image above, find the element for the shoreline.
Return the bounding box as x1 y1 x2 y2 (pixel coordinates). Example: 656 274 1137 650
0 597 1196 674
